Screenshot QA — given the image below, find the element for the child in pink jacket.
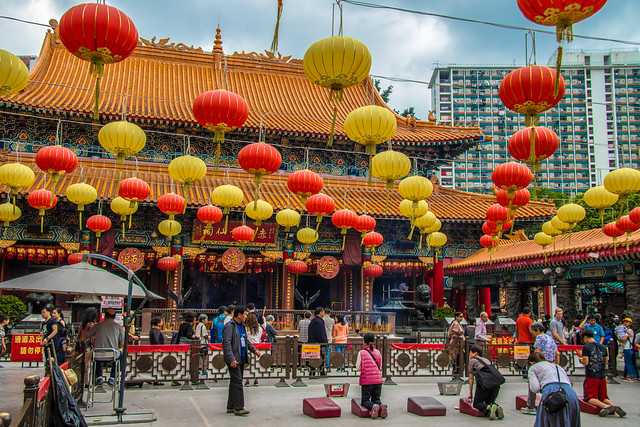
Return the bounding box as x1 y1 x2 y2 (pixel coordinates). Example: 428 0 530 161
356 333 387 419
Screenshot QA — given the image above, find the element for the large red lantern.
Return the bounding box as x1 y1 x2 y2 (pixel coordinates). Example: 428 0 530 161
482 221 498 235
35 145 78 186
616 215 640 238
231 225 255 244
192 89 249 163
118 177 150 206
86 214 112 251
332 209 358 249
508 126 560 169
287 169 324 203
495 188 530 211
363 263 383 278
499 65 565 126
305 193 336 230
486 203 509 223
629 207 640 225
491 162 533 193
354 214 376 238
287 260 308 275
27 189 58 232
238 142 282 201
58 3 138 119
362 231 384 254
603 221 624 253
197 204 223 232
158 193 186 219
480 234 496 249
157 256 179 272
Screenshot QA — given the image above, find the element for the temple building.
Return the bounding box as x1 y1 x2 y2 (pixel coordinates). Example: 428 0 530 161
0 25 554 316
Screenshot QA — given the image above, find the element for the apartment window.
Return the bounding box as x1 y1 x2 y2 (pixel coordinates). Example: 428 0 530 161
604 55 611 66
585 56 591 66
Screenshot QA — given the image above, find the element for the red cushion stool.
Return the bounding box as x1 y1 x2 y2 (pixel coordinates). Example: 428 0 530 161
458 398 484 417
579 398 600 415
407 396 446 416
351 399 371 418
303 397 341 418
516 394 540 410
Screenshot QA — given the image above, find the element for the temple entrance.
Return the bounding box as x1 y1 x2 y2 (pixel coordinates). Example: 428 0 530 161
182 271 267 309
294 275 332 310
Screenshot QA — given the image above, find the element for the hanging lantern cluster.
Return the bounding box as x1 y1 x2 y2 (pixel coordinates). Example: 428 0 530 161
398 175 434 242
157 193 186 244
111 196 138 235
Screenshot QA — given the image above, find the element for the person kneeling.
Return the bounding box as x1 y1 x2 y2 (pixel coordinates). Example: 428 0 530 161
468 344 505 420
580 329 626 417
357 333 387 419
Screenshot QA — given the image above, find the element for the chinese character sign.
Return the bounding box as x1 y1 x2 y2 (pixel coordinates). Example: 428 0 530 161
117 247 145 271
11 334 43 362
221 248 246 272
192 221 276 246
317 256 340 279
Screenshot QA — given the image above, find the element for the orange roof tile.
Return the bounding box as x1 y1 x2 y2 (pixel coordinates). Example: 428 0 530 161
1 30 482 146
448 228 640 274
2 153 554 221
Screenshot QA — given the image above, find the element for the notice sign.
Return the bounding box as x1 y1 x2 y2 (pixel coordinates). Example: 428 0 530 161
101 296 124 309
301 344 321 359
513 345 531 360
11 334 43 362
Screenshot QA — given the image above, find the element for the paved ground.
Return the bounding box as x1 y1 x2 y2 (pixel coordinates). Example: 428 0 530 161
2 362 639 426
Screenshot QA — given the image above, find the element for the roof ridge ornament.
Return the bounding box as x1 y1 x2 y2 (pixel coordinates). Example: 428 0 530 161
139 36 204 53
212 25 223 64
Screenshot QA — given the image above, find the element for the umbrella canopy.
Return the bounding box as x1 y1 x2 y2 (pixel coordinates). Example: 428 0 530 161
0 262 162 299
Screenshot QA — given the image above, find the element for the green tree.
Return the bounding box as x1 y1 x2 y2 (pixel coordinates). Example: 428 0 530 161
572 193 639 232
0 295 27 324
373 79 393 103
398 107 418 119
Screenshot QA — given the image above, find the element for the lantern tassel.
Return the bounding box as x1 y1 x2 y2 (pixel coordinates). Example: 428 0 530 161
315 216 322 232
89 61 104 122
40 214 44 233
554 45 563 97
341 234 346 251
418 233 423 251
224 214 229 234
327 104 338 148
78 210 83 229
121 220 126 237
528 126 537 166
407 223 416 240
270 0 284 54
96 235 101 252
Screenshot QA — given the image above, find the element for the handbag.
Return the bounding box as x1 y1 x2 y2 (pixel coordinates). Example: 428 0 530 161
473 357 505 389
542 366 568 414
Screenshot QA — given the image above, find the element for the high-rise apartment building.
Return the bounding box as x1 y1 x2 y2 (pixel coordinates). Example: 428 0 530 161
429 49 640 194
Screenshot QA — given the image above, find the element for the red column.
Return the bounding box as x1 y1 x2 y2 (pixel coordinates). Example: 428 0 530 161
432 257 444 307
479 287 492 317
457 288 467 316
543 286 552 317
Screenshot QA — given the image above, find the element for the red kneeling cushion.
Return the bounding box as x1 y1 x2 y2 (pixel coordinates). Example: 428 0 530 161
303 397 341 418
459 398 484 417
407 396 446 416
351 399 371 418
579 398 600 415
516 394 540 410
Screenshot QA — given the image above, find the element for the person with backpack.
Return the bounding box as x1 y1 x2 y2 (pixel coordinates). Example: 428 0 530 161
467 344 505 420
211 306 227 343
528 352 580 427
356 333 387 419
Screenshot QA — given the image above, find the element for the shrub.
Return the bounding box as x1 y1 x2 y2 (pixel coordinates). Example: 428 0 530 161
434 306 455 320
0 295 27 324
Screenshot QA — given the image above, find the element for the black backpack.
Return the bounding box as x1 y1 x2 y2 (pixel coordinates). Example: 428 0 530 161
473 357 505 389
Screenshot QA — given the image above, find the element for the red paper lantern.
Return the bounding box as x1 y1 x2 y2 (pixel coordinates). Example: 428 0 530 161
157 256 179 272
362 231 384 251
517 1 607 41
68 253 84 265
332 209 357 233
27 189 58 232
629 207 640 225
118 177 150 205
192 89 249 162
491 162 533 193
482 221 498 235
231 225 254 243
480 234 496 248
305 193 336 229
35 145 78 185
238 142 282 199
58 3 138 119
197 205 223 229
363 263 383 278
603 222 624 238
158 193 186 219
495 188 530 209
354 214 376 236
508 126 560 166
86 214 112 251
486 203 509 223
287 169 324 202
616 215 640 235
287 260 308 275
499 65 565 126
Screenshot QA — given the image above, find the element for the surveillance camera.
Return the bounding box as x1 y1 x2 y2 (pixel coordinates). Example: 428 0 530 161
542 268 552 275
555 267 565 275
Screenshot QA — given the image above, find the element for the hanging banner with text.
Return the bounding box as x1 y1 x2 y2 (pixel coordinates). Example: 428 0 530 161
11 334 44 362
192 221 277 246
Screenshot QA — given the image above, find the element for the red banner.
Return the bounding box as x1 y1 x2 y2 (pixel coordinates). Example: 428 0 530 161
391 343 445 351
192 221 277 246
11 334 44 362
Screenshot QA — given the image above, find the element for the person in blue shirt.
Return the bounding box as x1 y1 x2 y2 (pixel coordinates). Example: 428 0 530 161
210 306 227 344
582 314 605 345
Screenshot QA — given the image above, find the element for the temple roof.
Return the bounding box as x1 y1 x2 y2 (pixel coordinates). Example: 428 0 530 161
0 29 483 147
447 228 640 275
2 153 554 222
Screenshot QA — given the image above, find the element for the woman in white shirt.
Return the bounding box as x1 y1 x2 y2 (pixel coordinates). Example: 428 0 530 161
244 312 263 386
528 353 580 427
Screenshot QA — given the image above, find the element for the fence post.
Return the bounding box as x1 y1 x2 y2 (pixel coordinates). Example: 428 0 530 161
290 336 306 387
382 336 396 385
275 336 290 387
23 375 40 425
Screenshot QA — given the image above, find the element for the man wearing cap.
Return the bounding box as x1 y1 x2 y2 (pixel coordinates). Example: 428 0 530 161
615 317 639 381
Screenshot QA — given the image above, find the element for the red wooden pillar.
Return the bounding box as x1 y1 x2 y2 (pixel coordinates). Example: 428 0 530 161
457 288 467 316
432 257 444 307
479 287 492 317
543 286 552 317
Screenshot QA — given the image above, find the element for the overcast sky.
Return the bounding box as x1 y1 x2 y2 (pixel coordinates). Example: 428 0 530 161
1 0 637 118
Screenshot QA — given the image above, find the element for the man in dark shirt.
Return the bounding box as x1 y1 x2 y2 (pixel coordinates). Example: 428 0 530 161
307 307 328 376
149 317 165 345
580 329 626 417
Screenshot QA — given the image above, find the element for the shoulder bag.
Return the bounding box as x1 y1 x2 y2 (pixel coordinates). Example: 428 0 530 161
542 365 568 414
473 357 505 389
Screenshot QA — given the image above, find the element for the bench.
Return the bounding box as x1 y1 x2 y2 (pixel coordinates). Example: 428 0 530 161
579 398 600 415
351 399 371 418
458 398 484 417
302 397 341 418
516 394 540 410
407 397 446 416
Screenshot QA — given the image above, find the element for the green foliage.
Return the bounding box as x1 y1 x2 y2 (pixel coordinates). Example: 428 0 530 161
398 107 418 119
0 295 27 324
434 306 455 320
573 193 640 232
373 79 393 103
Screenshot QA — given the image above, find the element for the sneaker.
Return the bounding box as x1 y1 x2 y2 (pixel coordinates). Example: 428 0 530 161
495 405 504 420
370 404 380 419
613 406 626 418
234 409 250 416
379 404 388 419
96 376 104 386
226 409 234 414
488 404 497 420
598 408 609 417
520 407 537 415
107 378 115 387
